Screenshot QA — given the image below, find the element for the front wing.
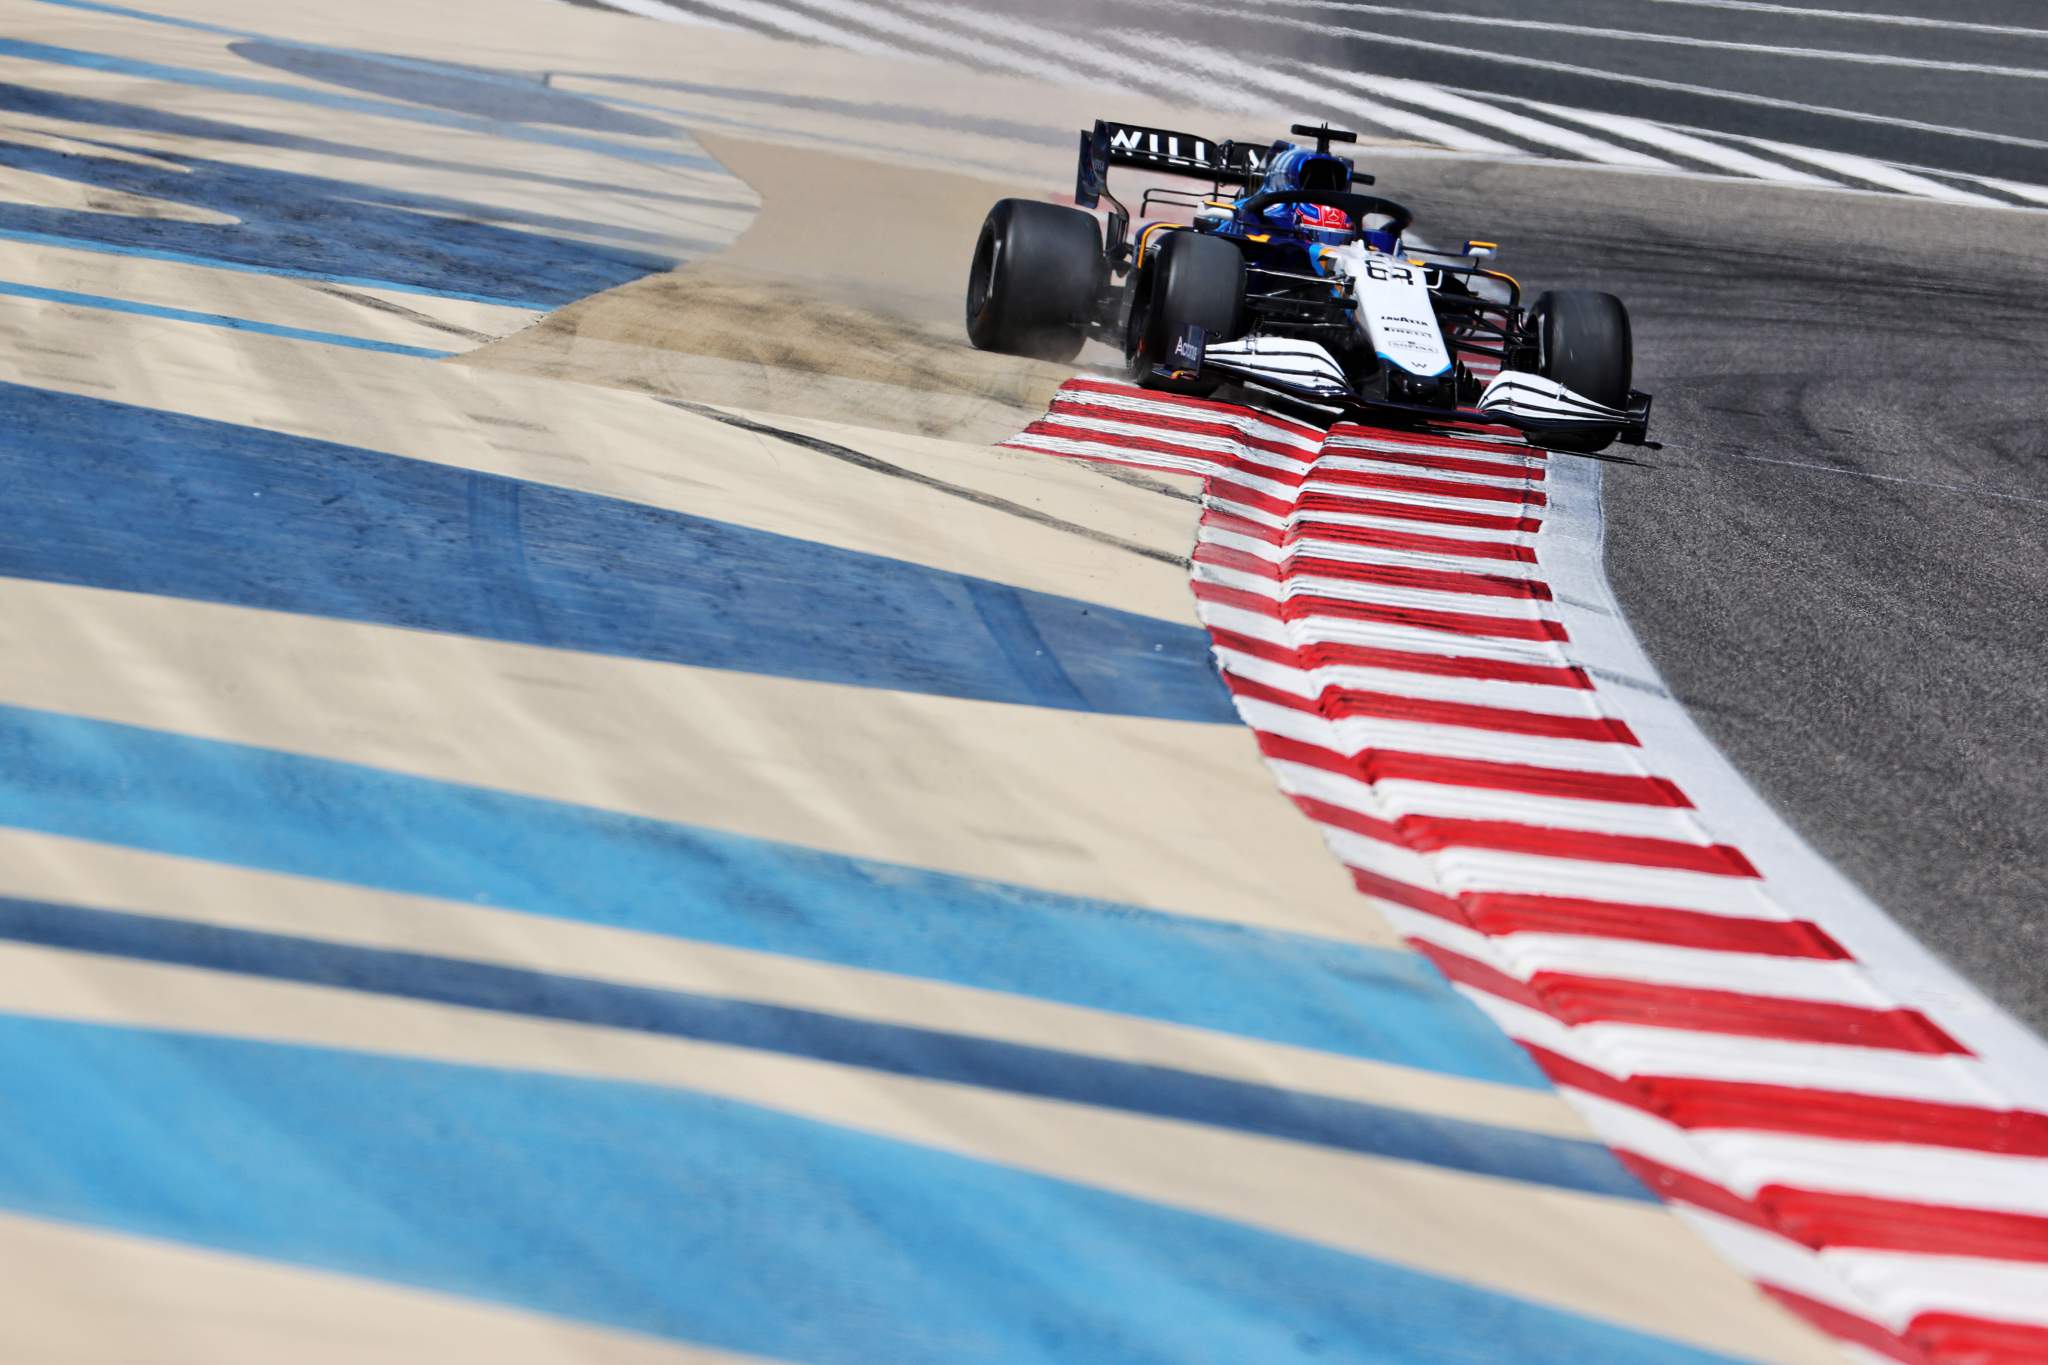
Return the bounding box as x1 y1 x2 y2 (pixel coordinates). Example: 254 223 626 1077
1167 328 1654 445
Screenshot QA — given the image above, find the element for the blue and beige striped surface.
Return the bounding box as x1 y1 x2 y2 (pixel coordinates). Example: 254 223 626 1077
0 1 1836 1360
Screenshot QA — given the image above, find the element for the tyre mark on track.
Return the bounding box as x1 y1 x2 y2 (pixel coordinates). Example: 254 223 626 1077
1712 451 2048 507
658 398 1191 567
307 284 500 344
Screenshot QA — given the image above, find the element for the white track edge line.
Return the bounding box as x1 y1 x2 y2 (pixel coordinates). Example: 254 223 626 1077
1541 432 2048 1096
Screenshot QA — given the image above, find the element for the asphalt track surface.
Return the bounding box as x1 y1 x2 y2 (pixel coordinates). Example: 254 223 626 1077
611 0 2048 196
1100 0 2048 182
1591 184 2048 1030
1356 159 2048 1028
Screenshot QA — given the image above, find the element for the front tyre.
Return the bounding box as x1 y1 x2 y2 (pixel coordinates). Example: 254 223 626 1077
964 199 1103 363
1125 231 1246 395
1530 289 1632 453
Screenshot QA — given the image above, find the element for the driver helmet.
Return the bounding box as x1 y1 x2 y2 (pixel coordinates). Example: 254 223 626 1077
1256 145 1356 244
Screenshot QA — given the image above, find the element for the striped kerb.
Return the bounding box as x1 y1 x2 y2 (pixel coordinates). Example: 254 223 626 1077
1004 377 2048 1365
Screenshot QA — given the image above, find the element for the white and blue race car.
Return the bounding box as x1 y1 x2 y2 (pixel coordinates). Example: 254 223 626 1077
966 119 1652 452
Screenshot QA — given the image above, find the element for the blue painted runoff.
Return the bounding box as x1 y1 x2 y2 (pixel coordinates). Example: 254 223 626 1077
0 279 453 356
0 131 685 308
0 227 538 310
0 703 1542 1085
0 1016 1738 1364
0 381 1234 721
0 81 729 211
0 895 1635 1197
228 41 672 138
0 39 714 170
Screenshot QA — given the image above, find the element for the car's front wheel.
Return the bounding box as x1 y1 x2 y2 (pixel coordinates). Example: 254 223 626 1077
1125 230 1246 395
1529 289 1632 452
964 199 1103 362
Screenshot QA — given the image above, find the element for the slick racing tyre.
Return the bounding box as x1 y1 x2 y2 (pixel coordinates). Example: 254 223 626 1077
1124 230 1247 396
1530 289 1632 452
964 199 1102 363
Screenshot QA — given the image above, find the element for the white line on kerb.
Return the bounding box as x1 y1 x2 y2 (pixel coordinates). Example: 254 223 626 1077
1475 99 1830 185
1093 31 1520 151
887 0 1163 92
762 0 1103 84
588 0 744 27
1542 452 2048 1098
1302 67 1671 169
589 0 2048 210
1955 175 2048 207
1731 137 2007 206
1229 0 2048 81
604 0 899 56
1125 0 2048 154
1239 0 2048 42
1630 0 2048 42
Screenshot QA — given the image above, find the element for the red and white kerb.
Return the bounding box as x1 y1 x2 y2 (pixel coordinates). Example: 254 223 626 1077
1005 376 2048 1365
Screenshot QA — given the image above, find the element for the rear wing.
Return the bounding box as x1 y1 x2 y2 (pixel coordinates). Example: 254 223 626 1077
1075 120 1266 209
1075 120 1272 259
1075 119 1375 259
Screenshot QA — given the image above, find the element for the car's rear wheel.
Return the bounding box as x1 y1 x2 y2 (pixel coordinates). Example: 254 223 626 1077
1530 289 1632 452
964 199 1102 363
1125 231 1246 395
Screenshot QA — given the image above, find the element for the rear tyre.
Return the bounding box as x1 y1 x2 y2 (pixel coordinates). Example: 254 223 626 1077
1530 289 1632 453
964 199 1102 363
1125 231 1246 396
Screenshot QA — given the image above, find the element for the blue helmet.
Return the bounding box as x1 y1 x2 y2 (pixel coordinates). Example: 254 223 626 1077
1254 144 1362 245
1259 144 1352 198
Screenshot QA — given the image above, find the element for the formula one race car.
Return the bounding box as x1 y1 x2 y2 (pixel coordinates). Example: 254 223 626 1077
965 119 1652 451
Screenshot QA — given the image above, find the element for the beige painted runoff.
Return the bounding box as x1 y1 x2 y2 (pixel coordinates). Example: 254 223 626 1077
0 0 1841 1358
0 941 1838 1364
